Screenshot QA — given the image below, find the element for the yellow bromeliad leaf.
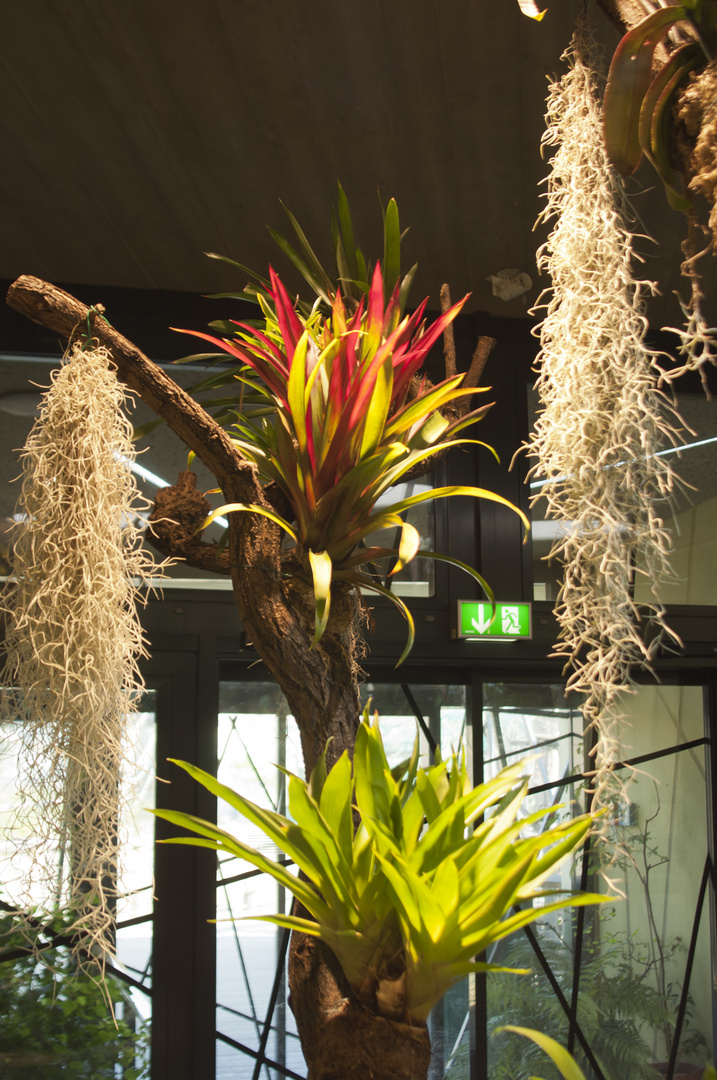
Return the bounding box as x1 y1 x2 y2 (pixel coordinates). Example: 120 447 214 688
195 502 297 541
155 711 605 1027
318 750 354 866
287 330 309 455
308 548 332 647
496 1027 589 1080
390 520 420 576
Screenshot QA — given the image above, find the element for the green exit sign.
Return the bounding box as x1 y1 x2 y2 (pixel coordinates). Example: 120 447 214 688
457 600 532 640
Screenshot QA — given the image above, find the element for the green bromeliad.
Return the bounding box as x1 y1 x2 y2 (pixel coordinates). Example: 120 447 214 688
177 262 528 662
153 708 605 1027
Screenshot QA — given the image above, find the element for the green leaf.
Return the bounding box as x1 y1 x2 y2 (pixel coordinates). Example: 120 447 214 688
336 571 416 666
203 250 272 289
285 773 359 919
194 502 298 541
152 808 332 923
639 42 701 212
336 181 359 282
280 199 336 299
496 1027 589 1080
287 331 310 456
132 417 164 440
382 197 401 303
354 715 396 831
269 228 333 308
308 549 333 647
319 751 354 866
604 5 688 174
398 263 418 317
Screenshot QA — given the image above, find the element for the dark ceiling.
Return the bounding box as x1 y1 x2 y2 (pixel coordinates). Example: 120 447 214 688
2 0 716 572
1 0 702 325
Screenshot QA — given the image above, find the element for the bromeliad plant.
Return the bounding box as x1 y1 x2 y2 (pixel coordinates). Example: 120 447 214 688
153 709 605 1027
603 0 715 210
178 262 527 661
602 1 717 388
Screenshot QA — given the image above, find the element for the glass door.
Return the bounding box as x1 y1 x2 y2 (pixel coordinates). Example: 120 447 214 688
0 688 155 1078
484 681 714 1080
213 670 471 1080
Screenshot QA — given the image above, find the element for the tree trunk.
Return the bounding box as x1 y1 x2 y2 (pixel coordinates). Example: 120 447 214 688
5 276 433 1080
289 934 431 1080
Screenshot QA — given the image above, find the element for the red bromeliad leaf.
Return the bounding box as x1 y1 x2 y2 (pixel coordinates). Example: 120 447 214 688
270 267 305 352
183 261 526 654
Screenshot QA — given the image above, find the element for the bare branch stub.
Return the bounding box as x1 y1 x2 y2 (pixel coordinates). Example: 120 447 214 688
458 336 496 417
147 471 232 574
439 283 458 380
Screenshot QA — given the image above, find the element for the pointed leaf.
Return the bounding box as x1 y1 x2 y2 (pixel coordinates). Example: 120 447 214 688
308 549 333 648
604 6 687 174
389 521 420 576
194 502 297 541
383 198 401 303
496 1027 589 1080
319 751 354 866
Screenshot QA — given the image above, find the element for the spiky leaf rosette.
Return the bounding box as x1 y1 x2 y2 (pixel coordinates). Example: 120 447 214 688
0 342 162 972
154 708 605 1027
526 22 683 819
179 263 527 660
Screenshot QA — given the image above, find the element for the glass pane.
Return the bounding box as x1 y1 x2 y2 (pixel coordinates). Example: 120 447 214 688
215 680 304 1080
484 682 585 1079
601 685 712 1073
365 479 436 598
116 693 156 1029
359 681 468 766
485 683 714 1080
528 387 717 607
0 690 155 1078
483 682 584 826
429 978 471 1079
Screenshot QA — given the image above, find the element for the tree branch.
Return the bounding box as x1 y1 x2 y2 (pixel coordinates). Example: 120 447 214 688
147 471 232 574
439 283 457 380
5 276 260 500
458 335 495 416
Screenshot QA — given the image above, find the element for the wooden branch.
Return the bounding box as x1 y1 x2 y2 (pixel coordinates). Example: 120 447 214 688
6 276 260 500
147 471 231 574
439 283 457 380
458 334 496 417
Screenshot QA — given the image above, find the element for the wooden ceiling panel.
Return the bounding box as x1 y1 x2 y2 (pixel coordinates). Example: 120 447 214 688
0 0 712 327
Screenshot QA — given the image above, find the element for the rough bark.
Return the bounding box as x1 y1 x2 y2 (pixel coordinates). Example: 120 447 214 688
289 934 431 1080
6 275 431 1079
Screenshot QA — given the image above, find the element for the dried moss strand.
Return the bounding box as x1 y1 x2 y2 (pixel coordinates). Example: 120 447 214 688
1 343 164 971
527 22 683 830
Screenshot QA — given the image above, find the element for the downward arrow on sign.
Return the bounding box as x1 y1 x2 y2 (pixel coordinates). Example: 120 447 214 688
471 605 492 634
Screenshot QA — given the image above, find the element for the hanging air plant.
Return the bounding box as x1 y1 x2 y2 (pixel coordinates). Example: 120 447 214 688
526 21 683 821
1 341 161 970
